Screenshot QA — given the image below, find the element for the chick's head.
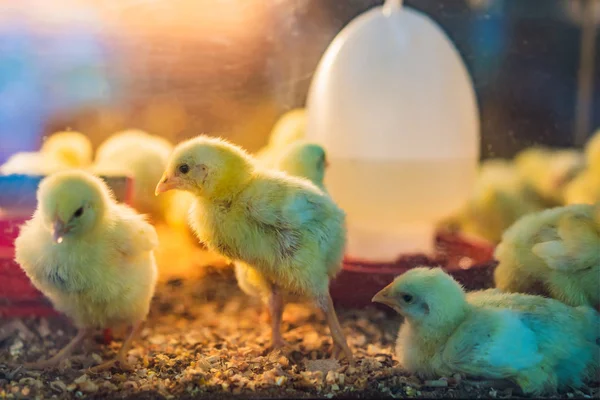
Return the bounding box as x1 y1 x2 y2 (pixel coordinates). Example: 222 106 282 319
276 142 328 188
372 267 467 328
38 170 111 243
156 135 253 199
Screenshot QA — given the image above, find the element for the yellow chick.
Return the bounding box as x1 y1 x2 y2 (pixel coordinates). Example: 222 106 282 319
14 170 158 370
234 141 329 322
445 159 543 242
494 203 600 309
93 129 175 220
255 108 306 165
565 130 600 205
515 147 585 206
1 131 92 175
585 129 600 171
41 131 93 168
372 268 600 395
155 135 352 361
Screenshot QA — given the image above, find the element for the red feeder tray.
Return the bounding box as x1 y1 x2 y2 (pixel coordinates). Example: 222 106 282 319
0 174 134 319
331 231 497 309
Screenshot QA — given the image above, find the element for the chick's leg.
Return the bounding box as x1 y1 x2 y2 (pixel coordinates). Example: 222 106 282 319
268 285 287 349
89 321 143 372
321 292 353 364
24 328 91 369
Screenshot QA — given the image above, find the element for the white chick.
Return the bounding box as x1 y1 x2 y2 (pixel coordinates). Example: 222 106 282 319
14 170 158 370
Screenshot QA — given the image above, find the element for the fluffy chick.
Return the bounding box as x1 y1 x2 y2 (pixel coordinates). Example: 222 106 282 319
585 129 600 172
155 135 352 361
446 159 543 242
565 130 600 205
494 203 600 309
93 129 176 221
234 141 329 320
41 131 93 168
14 170 158 370
373 267 599 395
255 108 306 166
515 147 585 206
1 131 92 175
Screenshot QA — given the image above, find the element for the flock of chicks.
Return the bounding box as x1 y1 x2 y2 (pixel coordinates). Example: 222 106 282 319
1 111 599 396
446 130 600 243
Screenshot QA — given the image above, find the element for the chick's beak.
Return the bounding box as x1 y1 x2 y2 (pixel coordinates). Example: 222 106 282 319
155 173 177 196
372 285 397 309
52 219 68 243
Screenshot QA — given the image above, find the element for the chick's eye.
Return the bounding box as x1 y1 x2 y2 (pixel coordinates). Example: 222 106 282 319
402 294 413 303
73 207 84 218
178 164 190 174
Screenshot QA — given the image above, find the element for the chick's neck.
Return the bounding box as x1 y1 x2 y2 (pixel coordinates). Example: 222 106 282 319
410 299 469 346
204 163 253 202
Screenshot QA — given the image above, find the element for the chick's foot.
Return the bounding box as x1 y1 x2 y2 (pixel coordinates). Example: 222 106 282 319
23 328 90 370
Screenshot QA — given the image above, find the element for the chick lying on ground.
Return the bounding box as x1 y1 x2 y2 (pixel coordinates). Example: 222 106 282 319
444 159 543 242
14 170 158 370
494 203 600 309
234 142 329 322
93 129 192 223
255 108 306 166
155 135 352 361
372 267 600 395
515 147 585 206
565 130 600 205
1 131 92 175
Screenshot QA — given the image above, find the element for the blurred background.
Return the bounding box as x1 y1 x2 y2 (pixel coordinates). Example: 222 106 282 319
0 0 598 164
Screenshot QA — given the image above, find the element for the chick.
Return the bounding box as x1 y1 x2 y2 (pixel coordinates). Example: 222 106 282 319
1 131 92 175
93 129 175 220
444 159 543 242
270 141 328 191
0 152 68 176
515 147 585 206
564 169 600 205
14 170 158 370
255 108 306 165
372 267 599 395
494 203 600 309
41 131 93 168
585 129 600 171
564 130 600 205
155 135 352 361
234 141 329 321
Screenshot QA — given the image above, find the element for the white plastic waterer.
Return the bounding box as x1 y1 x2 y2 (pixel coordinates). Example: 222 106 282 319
306 0 480 262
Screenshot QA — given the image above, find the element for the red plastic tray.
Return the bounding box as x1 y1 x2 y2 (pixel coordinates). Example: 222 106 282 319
331 231 497 309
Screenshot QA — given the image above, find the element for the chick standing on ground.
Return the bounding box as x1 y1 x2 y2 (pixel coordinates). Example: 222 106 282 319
1 131 92 175
14 170 158 370
372 267 600 395
155 136 352 361
234 142 329 321
494 203 600 309
255 108 306 166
